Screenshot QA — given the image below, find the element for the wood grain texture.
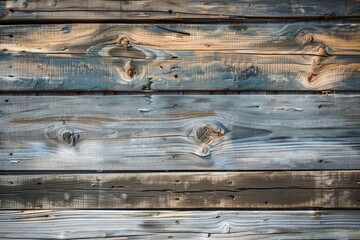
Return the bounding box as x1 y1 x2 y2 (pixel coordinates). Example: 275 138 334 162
1 95 360 171
0 0 359 22
0 210 359 239
0 23 359 91
1 171 359 209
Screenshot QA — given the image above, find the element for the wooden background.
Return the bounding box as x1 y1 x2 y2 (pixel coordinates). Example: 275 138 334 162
0 0 360 239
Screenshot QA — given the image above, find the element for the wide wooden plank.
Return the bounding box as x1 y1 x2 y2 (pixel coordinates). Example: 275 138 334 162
0 0 359 22
0 23 359 91
1 95 360 171
0 210 359 239
0 0 360 21
1 171 359 209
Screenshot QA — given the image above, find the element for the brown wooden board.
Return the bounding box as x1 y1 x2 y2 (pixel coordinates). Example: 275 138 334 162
1 171 360 209
0 0 359 22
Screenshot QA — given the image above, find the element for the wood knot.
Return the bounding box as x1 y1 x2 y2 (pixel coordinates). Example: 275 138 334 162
195 126 212 143
195 124 225 144
59 130 78 146
118 37 130 48
317 47 326 56
124 62 134 78
305 34 313 43
307 72 314 82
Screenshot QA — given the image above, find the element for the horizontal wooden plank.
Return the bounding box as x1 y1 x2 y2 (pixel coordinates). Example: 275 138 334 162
0 23 359 91
1 95 360 171
0 0 359 22
0 210 359 239
1 171 359 209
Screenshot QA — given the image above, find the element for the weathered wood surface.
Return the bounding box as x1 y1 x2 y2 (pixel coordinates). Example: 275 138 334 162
0 210 359 239
0 0 359 22
1 95 360 171
1 23 359 91
1 171 359 209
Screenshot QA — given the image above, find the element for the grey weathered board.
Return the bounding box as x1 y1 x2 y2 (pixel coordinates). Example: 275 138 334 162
1 171 359 209
0 0 359 21
1 95 360 171
0 23 359 91
0 210 359 239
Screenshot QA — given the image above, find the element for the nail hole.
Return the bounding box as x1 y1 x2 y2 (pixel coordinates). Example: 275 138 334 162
175 197 180 200
229 195 235 200
9 181 13 184
9 8 15 13
319 159 324 163
175 220 180 224
168 9 173 14
8 35 14 38
160 65 163 69
37 182 42 185
175 180 180 183
318 105 322 108
110 185 114 188
174 74 178 79
264 201 269 204
9 153 13 156
228 181 233 185
5 99 9 103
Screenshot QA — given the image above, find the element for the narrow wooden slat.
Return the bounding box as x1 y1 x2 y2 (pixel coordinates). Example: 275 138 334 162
1 95 360 171
0 210 359 239
0 0 359 22
1 171 359 209
0 23 359 91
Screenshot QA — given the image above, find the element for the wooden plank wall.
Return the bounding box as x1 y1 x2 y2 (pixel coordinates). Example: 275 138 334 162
0 0 360 239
